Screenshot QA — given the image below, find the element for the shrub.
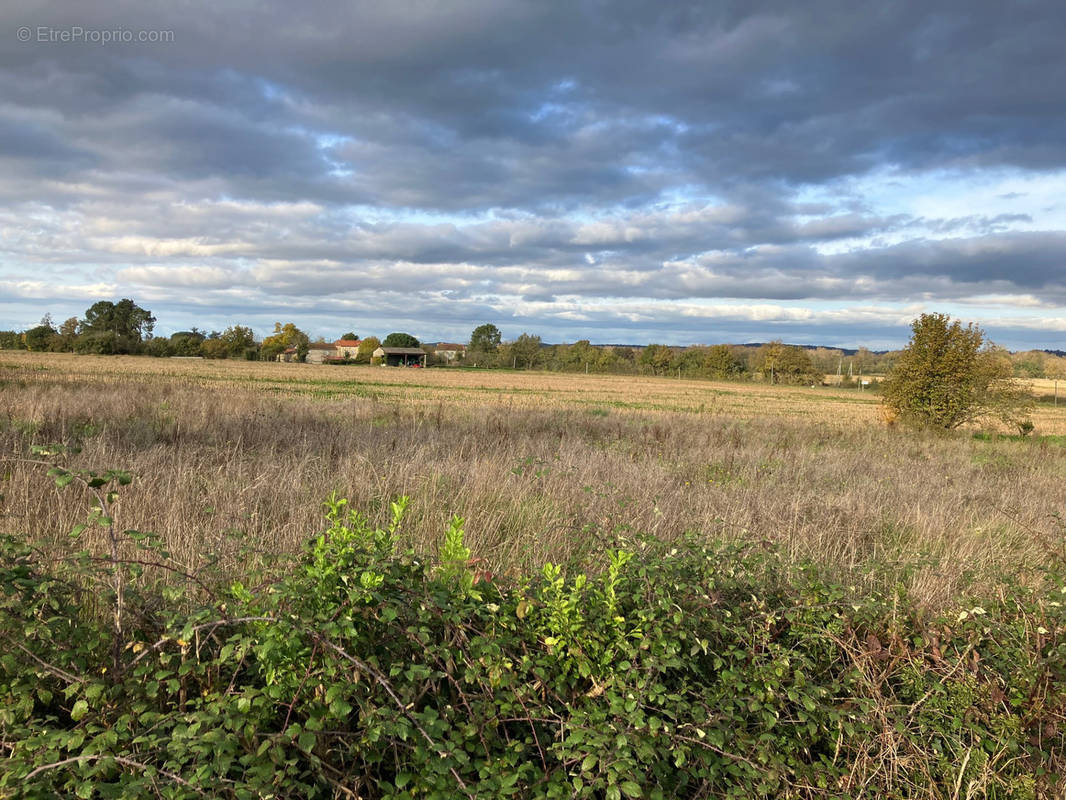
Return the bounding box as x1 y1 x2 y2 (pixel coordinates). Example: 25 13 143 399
882 313 1033 430
2 465 1064 798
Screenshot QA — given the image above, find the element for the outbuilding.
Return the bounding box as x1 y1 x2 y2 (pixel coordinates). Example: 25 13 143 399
372 346 427 367
305 342 338 364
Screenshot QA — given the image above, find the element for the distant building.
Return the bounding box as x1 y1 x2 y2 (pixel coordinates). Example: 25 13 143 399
305 343 337 364
334 339 361 359
432 343 466 362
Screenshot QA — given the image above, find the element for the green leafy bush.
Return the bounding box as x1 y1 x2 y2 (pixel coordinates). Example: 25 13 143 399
2 467 1064 798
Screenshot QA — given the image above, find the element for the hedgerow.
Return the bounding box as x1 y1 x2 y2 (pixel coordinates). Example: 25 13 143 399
1 460 1064 798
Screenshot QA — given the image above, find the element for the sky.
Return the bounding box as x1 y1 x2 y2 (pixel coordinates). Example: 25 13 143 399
2 1 1066 350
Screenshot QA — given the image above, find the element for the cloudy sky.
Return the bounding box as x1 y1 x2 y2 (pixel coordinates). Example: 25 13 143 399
2 1 1066 349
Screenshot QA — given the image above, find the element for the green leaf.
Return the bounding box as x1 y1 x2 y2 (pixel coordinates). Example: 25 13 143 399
329 698 352 718
620 781 643 799
71 699 88 721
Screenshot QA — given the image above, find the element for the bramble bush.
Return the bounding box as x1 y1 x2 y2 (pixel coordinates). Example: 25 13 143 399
1 457 1064 798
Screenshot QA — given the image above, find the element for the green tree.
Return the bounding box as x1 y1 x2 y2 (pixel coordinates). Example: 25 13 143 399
357 336 381 363
75 330 120 355
80 299 155 353
55 317 80 352
605 345 637 373
382 332 420 348
755 341 818 385
199 336 228 359
144 337 173 357
882 313 1033 430
340 332 358 342
504 333 542 369
24 324 56 351
549 339 597 372
702 344 745 379
671 346 705 377
755 341 785 384
639 344 673 375
220 325 257 359
170 330 206 357
0 331 24 350
467 324 502 367
1011 350 1048 379
261 322 310 361
469 323 502 352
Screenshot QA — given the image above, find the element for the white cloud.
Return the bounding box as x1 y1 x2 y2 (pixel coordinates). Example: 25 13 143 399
118 266 240 288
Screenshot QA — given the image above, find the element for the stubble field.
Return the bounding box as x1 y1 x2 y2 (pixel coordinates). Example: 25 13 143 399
3 350 1065 608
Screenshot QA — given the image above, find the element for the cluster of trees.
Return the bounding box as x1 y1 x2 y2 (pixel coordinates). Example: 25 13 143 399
0 301 261 360
0 300 157 355
1008 348 1066 380
0 304 433 365
149 326 259 360
464 324 827 384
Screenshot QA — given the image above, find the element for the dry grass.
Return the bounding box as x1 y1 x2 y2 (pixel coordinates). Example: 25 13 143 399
3 351 1066 608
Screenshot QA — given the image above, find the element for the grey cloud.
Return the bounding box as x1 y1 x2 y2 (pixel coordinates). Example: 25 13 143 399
5 1 1065 209
3 1 1066 348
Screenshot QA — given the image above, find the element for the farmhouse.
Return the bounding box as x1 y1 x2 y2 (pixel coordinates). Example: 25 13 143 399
433 343 466 362
334 339 361 359
373 346 427 367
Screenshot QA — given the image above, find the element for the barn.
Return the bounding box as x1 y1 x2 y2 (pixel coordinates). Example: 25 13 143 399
372 346 427 367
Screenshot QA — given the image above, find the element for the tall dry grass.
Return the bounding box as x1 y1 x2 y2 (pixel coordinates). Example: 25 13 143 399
2 351 1065 608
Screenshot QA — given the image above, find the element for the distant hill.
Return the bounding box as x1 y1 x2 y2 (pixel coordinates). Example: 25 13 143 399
581 342 892 354
530 341 1062 356
738 342 892 356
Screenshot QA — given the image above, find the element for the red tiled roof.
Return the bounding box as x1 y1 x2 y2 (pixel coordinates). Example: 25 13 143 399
335 339 361 347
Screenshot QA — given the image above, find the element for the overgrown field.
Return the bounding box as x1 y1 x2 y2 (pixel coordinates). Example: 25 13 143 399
2 352 1065 605
2 352 1066 797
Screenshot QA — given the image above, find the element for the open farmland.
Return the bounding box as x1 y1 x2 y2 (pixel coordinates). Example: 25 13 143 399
3 351 1065 608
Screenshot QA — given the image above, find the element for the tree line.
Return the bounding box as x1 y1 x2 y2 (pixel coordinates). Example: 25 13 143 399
3 301 1064 384
0 301 258 360
467 323 890 384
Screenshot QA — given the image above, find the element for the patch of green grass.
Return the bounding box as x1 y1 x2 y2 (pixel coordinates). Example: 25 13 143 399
972 431 1066 446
